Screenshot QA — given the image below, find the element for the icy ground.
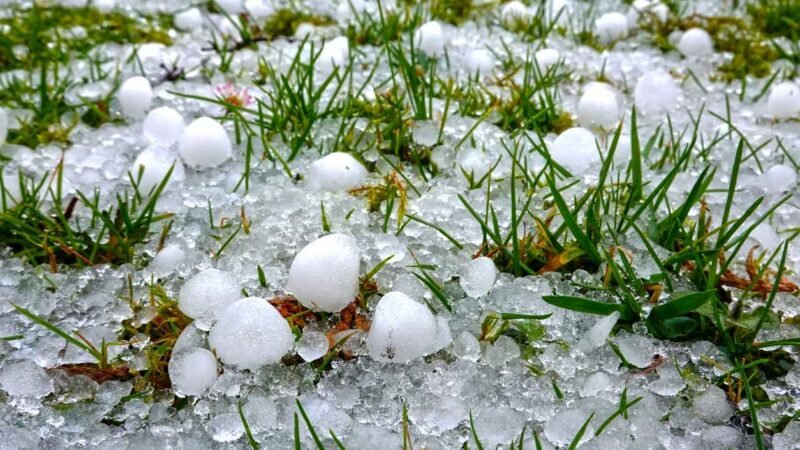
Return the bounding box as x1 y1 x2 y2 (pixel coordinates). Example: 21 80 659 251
1 0 800 448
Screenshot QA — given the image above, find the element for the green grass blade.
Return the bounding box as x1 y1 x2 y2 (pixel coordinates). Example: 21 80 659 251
567 413 595 450
12 303 103 362
542 295 632 320
295 400 326 450
546 175 602 264
238 400 260 450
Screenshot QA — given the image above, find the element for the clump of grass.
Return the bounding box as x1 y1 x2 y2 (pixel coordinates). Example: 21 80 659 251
0 3 162 148
0 61 123 148
121 282 192 391
346 5 421 46
747 0 800 38
0 163 174 270
0 3 172 71
495 54 573 135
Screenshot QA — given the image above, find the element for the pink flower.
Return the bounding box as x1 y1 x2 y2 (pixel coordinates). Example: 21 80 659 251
215 81 252 108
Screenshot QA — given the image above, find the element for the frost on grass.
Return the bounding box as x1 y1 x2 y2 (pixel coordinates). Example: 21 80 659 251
0 0 799 448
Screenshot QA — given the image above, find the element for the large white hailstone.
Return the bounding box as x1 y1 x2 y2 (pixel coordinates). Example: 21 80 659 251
178 117 232 169
577 82 620 129
118 76 153 118
501 1 529 24
767 81 800 119
209 298 294 370
131 145 186 194
149 244 186 275
178 268 243 321
0 107 7 146
634 70 679 113
287 234 361 312
244 0 271 19
595 12 628 44
761 164 797 194
143 107 185 145
216 0 244 14
457 146 493 180
678 28 713 57
317 44 346 74
168 348 218 397
467 49 495 75
534 48 560 71
750 223 780 252
336 0 366 23
459 257 497 298
549 0 570 20
307 152 368 191
175 8 203 31
317 37 349 73
368 291 438 363
414 21 445 57
549 127 600 174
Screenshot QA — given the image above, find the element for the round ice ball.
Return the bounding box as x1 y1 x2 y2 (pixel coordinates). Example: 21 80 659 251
287 234 361 312
0 107 7 146
367 291 438 363
577 82 620 129
209 297 294 370
535 48 560 71
175 8 203 31
336 0 366 23
143 107 185 145
168 348 218 397
317 38 349 74
595 12 628 44
131 145 186 194
178 268 243 321
634 70 679 113
308 152 368 191
467 49 495 75
501 1 529 24
150 244 186 274
216 0 244 14
761 164 797 194
767 81 800 119
178 117 232 169
678 28 713 57
245 0 271 19
414 21 445 57
460 257 497 297
118 76 153 118
549 127 600 174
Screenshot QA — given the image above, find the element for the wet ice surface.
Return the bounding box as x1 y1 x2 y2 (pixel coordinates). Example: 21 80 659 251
0 0 799 448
